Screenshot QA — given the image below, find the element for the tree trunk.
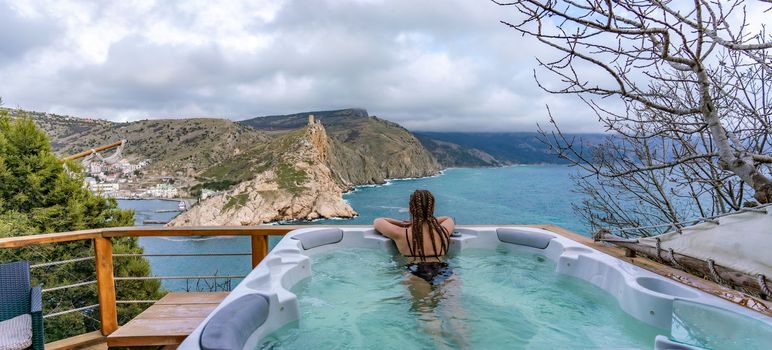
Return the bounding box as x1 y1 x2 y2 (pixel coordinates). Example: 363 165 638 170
697 67 772 203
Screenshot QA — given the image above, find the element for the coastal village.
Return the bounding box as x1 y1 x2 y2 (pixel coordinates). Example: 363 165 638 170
83 158 181 199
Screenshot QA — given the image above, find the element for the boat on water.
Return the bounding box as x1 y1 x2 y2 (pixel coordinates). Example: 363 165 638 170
178 200 187 211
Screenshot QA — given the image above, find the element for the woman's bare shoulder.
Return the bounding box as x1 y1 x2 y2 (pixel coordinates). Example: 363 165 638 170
437 216 455 232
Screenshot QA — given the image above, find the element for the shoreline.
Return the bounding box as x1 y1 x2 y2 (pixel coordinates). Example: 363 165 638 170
345 169 448 193
117 197 195 202
128 164 572 226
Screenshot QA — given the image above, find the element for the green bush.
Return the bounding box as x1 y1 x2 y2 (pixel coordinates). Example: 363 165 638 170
0 111 165 342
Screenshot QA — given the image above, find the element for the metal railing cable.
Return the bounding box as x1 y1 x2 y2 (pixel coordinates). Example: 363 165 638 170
31 256 94 268
28 252 250 292
115 275 246 281
44 304 99 319
113 252 250 257
43 280 97 293
10 233 268 325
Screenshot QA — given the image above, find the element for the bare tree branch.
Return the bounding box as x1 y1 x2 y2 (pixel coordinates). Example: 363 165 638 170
496 0 772 207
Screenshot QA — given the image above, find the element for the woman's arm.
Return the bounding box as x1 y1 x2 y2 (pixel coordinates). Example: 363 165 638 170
381 217 410 227
373 217 405 240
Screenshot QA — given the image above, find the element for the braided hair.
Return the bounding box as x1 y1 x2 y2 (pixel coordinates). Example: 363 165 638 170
406 190 450 261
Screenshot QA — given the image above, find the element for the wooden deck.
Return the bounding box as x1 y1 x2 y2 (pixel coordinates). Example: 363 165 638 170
46 331 106 350
106 292 228 347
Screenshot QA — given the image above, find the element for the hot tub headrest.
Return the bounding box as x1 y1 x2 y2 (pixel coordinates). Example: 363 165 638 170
200 294 269 350
496 228 553 249
291 228 344 249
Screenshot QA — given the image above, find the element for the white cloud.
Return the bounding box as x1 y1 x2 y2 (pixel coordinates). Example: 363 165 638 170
0 0 697 132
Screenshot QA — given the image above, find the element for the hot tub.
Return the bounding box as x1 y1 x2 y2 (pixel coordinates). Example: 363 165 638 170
179 227 772 350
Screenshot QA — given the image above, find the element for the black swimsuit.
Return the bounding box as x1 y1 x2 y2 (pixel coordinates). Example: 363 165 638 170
404 227 453 285
406 261 453 285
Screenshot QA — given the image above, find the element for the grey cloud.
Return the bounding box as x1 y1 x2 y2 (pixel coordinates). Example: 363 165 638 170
0 1 63 64
0 0 606 132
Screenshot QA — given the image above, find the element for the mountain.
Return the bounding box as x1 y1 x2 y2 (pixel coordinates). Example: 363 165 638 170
240 108 372 130
11 107 441 224
11 108 269 191
415 134 503 167
175 108 446 225
241 109 440 184
171 121 356 225
242 109 604 167
415 132 608 167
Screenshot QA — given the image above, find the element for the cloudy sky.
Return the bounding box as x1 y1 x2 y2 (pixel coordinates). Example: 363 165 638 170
0 1 662 132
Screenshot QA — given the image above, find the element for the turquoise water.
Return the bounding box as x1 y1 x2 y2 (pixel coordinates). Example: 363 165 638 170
117 199 264 290
119 166 587 291
258 247 663 349
322 166 587 234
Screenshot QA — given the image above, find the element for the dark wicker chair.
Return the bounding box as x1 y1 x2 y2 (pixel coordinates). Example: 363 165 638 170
0 261 44 350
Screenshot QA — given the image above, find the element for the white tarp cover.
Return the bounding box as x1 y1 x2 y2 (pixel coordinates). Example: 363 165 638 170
639 209 772 278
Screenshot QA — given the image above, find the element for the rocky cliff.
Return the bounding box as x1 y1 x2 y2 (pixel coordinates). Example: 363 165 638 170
170 121 356 225
242 109 441 185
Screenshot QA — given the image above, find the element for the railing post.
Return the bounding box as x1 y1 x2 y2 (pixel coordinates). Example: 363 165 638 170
251 235 269 268
94 236 118 335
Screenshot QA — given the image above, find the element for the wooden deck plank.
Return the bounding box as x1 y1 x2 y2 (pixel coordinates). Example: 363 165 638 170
155 291 229 305
108 318 205 346
114 318 206 336
106 292 228 347
46 331 105 350
134 304 219 319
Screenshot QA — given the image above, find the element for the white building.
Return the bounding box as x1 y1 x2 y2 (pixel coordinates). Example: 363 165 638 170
84 177 97 189
89 182 120 197
201 188 218 200
145 184 179 198
116 159 141 174
89 162 103 174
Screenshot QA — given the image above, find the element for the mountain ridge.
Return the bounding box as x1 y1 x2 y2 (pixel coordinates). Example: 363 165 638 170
414 131 608 167
11 107 441 224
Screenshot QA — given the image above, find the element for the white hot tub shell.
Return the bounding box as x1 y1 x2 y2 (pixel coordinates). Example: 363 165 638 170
178 227 772 350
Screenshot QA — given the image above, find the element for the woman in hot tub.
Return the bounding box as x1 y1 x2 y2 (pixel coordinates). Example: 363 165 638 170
373 189 455 285
374 190 467 349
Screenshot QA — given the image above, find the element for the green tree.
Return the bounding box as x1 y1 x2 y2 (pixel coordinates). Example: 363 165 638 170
0 110 164 341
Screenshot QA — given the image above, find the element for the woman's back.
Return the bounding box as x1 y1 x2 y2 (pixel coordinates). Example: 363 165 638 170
403 222 452 259
373 217 455 259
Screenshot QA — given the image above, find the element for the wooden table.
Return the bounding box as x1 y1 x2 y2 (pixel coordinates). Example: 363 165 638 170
106 292 228 348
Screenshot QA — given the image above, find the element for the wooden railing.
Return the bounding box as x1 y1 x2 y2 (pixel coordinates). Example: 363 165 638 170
7 223 768 349
0 225 346 340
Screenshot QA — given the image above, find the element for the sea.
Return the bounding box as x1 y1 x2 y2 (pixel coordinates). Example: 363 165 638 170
118 165 587 290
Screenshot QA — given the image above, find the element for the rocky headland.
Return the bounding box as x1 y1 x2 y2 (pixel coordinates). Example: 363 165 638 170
161 110 441 225
170 121 357 225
